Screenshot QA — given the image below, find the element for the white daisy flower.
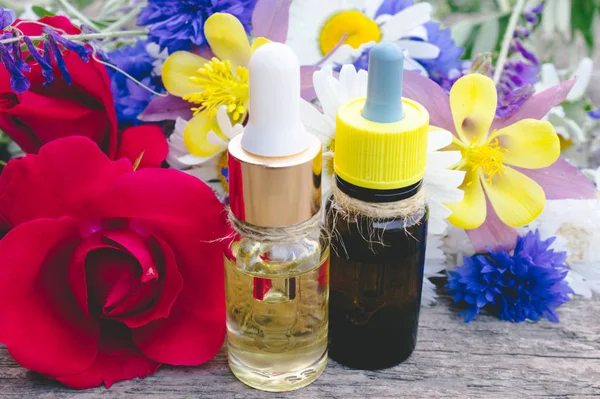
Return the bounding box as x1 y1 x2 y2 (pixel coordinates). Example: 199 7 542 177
534 58 594 144
442 226 474 269
146 42 170 76
167 106 243 201
286 0 440 76
422 235 449 307
519 199 600 299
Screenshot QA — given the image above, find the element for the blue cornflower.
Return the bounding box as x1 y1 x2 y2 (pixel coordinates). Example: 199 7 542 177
374 0 464 81
418 22 465 84
447 230 573 323
107 41 163 127
138 0 257 54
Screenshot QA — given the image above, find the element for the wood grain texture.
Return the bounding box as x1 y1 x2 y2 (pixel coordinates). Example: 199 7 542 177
0 296 599 398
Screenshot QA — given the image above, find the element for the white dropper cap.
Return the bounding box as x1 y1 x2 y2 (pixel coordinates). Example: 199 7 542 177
241 42 310 157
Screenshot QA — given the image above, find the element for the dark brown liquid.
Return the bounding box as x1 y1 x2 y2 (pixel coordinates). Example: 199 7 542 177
326 196 427 370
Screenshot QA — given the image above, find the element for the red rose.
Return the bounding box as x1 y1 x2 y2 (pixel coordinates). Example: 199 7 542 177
0 16 118 157
0 137 226 388
0 17 168 168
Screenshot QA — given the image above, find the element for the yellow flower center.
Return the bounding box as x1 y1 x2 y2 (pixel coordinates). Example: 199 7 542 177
464 138 508 181
184 58 249 122
319 10 381 56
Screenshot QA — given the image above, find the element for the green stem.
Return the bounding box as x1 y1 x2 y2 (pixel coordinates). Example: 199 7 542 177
0 29 148 45
493 0 526 84
56 0 102 32
497 0 512 13
102 3 144 33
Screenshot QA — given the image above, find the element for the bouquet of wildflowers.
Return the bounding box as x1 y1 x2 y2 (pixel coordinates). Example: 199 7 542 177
0 0 598 389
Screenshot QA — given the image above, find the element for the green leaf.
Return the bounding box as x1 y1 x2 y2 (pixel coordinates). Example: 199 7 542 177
461 24 482 60
472 18 500 56
448 0 481 13
31 6 55 18
571 0 597 50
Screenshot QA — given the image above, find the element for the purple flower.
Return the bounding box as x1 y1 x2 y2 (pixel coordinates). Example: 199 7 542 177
22 37 53 86
512 38 539 65
447 230 572 323
419 22 465 83
374 0 464 83
375 0 414 16
43 28 92 62
0 43 29 93
108 41 164 127
11 33 30 73
138 0 257 54
588 109 600 119
495 60 539 119
529 3 544 14
0 7 15 30
46 34 72 84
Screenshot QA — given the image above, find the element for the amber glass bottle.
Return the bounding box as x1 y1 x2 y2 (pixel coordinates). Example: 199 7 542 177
326 42 430 370
326 180 427 369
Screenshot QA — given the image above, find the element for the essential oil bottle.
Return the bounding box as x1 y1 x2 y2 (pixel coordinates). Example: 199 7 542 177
326 43 429 370
225 42 329 392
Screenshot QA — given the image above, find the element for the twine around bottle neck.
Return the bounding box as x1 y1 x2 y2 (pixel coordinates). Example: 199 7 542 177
331 176 427 220
227 209 323 243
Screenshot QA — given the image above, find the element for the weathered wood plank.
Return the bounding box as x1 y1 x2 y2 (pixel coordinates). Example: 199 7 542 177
0 296 599 398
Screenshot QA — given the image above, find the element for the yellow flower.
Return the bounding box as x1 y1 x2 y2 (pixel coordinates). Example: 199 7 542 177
447 74 561 230
161 13 268 158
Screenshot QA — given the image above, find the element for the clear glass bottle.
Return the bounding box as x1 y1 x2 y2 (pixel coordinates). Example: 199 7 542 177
224 228 329 391
224 43 328 392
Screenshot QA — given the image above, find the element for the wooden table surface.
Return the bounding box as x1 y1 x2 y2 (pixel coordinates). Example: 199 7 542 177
0 296 598 398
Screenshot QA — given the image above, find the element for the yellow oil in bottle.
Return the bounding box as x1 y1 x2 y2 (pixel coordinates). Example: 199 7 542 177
225 244 329 392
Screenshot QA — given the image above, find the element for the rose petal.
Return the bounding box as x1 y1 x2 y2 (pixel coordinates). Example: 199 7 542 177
466 198 518 253
403 69 454 132
516 157 598 199
116 125 168 169
68 232 116 318
492 79 576 130
107 234 184 329
56 321 160 389
0 137 131 228
252 0 291 43
139 94 194 122
0 90 113 153
0 218 99 377
132 302 225 365
88 168 227 314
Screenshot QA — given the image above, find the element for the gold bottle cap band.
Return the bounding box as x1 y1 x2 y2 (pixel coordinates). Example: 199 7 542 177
228 134 322 227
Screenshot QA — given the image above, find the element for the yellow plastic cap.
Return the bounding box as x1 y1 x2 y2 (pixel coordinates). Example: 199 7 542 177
334 97 429 190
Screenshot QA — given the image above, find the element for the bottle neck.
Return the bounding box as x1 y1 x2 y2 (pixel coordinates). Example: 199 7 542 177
334 175 423 203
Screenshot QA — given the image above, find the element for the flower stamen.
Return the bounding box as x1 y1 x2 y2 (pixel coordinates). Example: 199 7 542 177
184 58 249 122
465 137 508 182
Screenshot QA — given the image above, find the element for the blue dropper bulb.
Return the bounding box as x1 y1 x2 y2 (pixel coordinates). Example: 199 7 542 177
362 42 405 123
